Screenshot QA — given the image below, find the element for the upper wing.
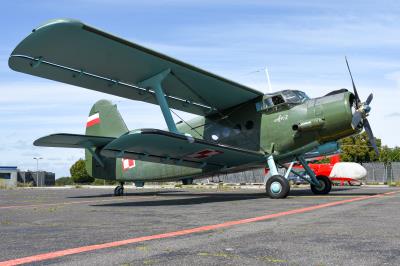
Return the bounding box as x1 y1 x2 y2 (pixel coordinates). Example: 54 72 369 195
9 19 263 116
100 129 266 170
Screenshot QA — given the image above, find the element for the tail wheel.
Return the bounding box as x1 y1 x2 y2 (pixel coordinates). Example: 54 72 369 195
310 176 332 195
114 186 124 196
266 175 290 199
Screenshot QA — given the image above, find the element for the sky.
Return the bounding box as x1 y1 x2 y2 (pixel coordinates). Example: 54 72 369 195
1 0 399 177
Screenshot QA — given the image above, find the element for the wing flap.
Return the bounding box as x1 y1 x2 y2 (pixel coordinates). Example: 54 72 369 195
34 133 115 148
100 129 266 169
9 19 263 115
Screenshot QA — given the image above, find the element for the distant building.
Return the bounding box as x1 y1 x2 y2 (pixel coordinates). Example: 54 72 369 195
0 166 18 188
18 171 55 186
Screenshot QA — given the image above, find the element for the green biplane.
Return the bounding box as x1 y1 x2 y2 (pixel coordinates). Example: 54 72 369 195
9 19 378 198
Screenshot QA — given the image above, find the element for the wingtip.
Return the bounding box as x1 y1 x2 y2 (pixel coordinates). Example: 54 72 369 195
34 18 84 31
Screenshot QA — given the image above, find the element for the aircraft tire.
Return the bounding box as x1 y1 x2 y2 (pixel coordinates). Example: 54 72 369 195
114 186 124 196
266 175 290 199
310 176 332 195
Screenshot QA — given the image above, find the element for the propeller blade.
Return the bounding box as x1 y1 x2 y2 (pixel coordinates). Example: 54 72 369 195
363 119 379 156
351 111 362 129
366 93 373 105
345 57 361 108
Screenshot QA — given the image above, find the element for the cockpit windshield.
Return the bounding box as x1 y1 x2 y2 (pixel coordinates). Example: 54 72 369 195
281 90 309 104
256 90 310 112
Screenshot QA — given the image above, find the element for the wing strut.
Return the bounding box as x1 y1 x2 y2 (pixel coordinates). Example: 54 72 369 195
83 144 104 168
138 69 179 133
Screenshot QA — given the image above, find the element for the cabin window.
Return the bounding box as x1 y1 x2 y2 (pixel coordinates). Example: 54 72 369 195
211 134 219 141
233 124 242 134
245 120 254 130
222 127 231 137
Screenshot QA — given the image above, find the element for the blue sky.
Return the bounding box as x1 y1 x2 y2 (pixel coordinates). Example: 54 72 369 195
1 0 400 177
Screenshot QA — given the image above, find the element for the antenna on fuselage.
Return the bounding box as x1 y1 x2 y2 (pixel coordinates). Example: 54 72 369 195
265 67 272 93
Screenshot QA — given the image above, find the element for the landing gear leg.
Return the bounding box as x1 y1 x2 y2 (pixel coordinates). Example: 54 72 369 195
265 155 290 199
297 156 332 195
114 182 125 196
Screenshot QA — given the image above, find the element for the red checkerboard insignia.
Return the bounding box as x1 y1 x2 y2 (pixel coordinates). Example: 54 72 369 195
122 158 135 171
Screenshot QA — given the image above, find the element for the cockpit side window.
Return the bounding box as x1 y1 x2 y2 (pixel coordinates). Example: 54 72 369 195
271 95 285 105
264 98 274 107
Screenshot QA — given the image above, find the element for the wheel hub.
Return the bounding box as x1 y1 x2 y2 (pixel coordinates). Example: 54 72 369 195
270 181 282 194
316 180 325 191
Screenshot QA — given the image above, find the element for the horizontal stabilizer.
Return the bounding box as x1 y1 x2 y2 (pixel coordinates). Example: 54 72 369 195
34 133 115 148
100 129 266 170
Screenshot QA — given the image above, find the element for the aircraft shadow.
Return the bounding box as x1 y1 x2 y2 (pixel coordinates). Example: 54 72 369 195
92 192 267 207
90 187 381 207
68 190 183 199
69 186 363 199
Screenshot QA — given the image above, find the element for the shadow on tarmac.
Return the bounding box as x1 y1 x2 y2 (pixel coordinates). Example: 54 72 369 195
81 187 384 207
94 193 267 207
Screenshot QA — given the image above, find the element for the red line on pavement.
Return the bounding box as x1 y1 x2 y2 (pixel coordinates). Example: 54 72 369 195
0 191 397 266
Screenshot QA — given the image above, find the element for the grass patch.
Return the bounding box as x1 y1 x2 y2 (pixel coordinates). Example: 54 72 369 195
143 259 157 265
197 251 237 259
389 181 400 187
135 245 148 251
366 182 381 185
261 256 287 263
17 182 34 187
0 184 10 190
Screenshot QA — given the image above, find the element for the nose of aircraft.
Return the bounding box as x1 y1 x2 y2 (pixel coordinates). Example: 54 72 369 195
330 162 367 180
316 90 356 143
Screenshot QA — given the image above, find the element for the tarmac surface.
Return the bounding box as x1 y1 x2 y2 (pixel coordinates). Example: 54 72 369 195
0 186 400 265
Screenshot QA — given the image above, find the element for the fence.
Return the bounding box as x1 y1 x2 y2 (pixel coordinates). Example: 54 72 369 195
201 162 400 184
362 162 400 184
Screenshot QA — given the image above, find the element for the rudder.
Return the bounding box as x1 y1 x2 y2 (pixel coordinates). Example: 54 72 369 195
85 100 129 179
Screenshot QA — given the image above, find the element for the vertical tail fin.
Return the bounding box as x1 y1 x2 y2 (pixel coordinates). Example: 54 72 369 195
85 99 128 137
85 100 128 179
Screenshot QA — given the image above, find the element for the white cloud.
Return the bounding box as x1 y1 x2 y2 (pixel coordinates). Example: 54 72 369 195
385 71 400 89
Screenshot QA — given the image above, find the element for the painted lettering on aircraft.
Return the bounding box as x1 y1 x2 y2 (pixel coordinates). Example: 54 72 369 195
273 114 288 123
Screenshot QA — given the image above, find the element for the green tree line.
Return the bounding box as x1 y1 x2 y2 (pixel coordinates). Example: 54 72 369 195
340 132 400 164
55 159 116 185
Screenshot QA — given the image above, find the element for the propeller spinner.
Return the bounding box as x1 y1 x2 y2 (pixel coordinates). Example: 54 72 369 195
345 57 379 156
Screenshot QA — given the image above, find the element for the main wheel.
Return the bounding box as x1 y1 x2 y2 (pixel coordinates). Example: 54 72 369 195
310 176 332 195
266 175 290 199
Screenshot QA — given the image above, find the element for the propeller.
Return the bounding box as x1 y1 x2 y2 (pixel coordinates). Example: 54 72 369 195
345 57 379 156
